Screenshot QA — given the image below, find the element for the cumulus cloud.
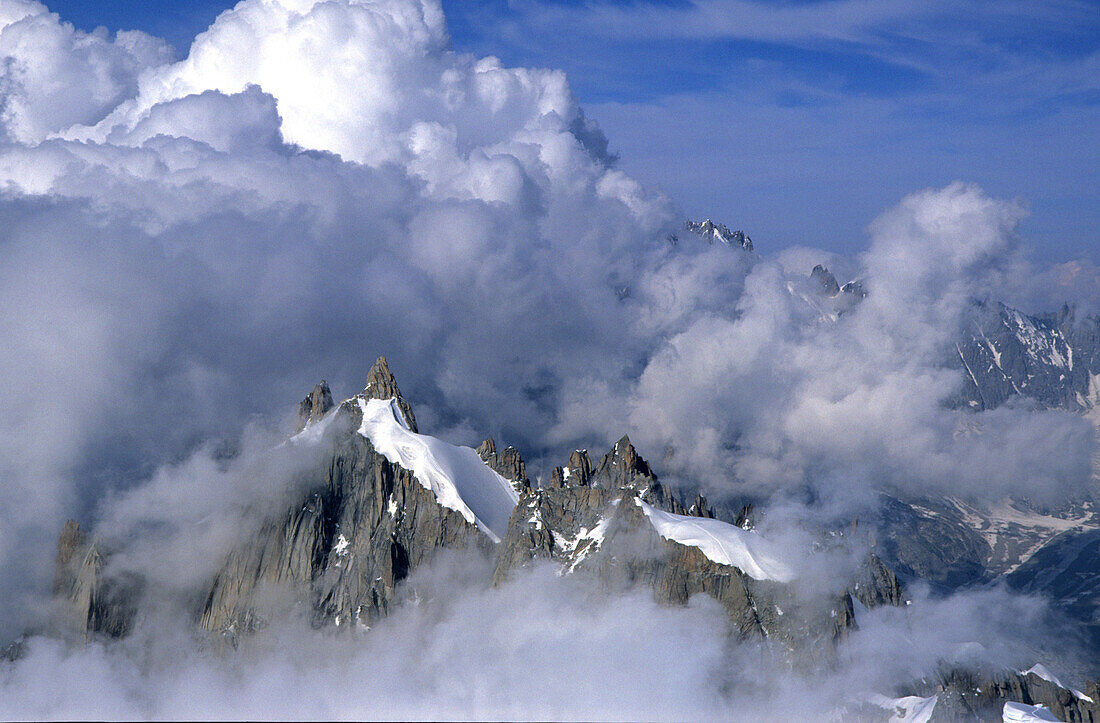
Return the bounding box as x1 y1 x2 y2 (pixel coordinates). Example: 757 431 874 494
0 0 1096 716
587 182 1094 513
0 0 171 143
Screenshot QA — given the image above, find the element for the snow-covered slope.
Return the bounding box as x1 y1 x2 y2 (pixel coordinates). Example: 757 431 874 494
1003 701 1061 722
870 694 939 723
635 499 795 582
1021 664 1094 703
357 397 519 541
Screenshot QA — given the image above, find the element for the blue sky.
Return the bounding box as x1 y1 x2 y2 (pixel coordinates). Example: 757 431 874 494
45 0 1100 265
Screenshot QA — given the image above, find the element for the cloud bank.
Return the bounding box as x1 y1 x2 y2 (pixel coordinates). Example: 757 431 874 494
0 0 1096 717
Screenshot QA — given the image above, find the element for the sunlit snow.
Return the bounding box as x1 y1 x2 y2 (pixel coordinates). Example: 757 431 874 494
1003 701 1061 722
357 397 519 541
635 499 795 582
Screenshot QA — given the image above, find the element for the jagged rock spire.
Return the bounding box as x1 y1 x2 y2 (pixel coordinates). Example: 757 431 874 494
295 380 334 433
607 435 652 478
477 438 531 493
811 264 840 296
550 449 592 488
359 356 418 432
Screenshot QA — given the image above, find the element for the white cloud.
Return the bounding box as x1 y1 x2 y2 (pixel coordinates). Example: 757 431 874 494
0 1 1094 714
0 0 171 142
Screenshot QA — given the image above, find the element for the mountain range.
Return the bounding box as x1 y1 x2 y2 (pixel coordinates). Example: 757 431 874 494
11 222 1100 722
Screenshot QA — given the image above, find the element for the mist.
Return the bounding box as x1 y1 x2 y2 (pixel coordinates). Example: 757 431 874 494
0 0 1096 718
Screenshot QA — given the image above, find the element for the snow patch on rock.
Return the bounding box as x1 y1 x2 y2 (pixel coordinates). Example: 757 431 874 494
635 499 795 582
870 694 938 723
1003 701 1061 722
357 397 519 542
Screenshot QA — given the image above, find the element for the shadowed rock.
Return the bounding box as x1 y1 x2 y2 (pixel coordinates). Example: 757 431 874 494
476 438 530 494
52 520 142 640
903 666 1100 722
811 264 841 296
200 360 491 642
295 380 334 432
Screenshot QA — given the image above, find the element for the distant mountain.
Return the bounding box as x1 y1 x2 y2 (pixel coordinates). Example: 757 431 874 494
954 301 1100 413
684 219 754 251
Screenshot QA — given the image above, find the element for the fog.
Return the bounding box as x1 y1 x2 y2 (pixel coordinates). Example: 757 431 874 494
0 0 1095 717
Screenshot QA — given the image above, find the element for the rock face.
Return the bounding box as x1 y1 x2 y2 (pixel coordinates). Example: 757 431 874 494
200 357 487 639
954 300 1100 412
295 380 334 432
908 667 1100 722
1007 528 1100 654
874 494 994 592
53 520 141 640
476 438 530 494
851 553 905 609
493 435 901 655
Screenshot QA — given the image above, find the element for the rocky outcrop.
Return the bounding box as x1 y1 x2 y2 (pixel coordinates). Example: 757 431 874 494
295 380 334 432
494 435 898 657
852 553 905 609
199 361 488 641
53 520 141 640
908 667 1100 722
476 438 530 494
811 264 841 296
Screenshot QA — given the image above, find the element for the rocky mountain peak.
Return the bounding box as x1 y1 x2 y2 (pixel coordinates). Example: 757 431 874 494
811 264 841 296
839 279 866 299
685 219 753 251
604 435 651 478
295 380 334 432
358 356 418 432
476 437 496 457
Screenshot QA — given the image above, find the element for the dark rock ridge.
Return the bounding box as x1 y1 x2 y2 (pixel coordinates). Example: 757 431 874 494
900 667 1100 722
493 435 902 658
684 219 753 251
50 361 904 659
